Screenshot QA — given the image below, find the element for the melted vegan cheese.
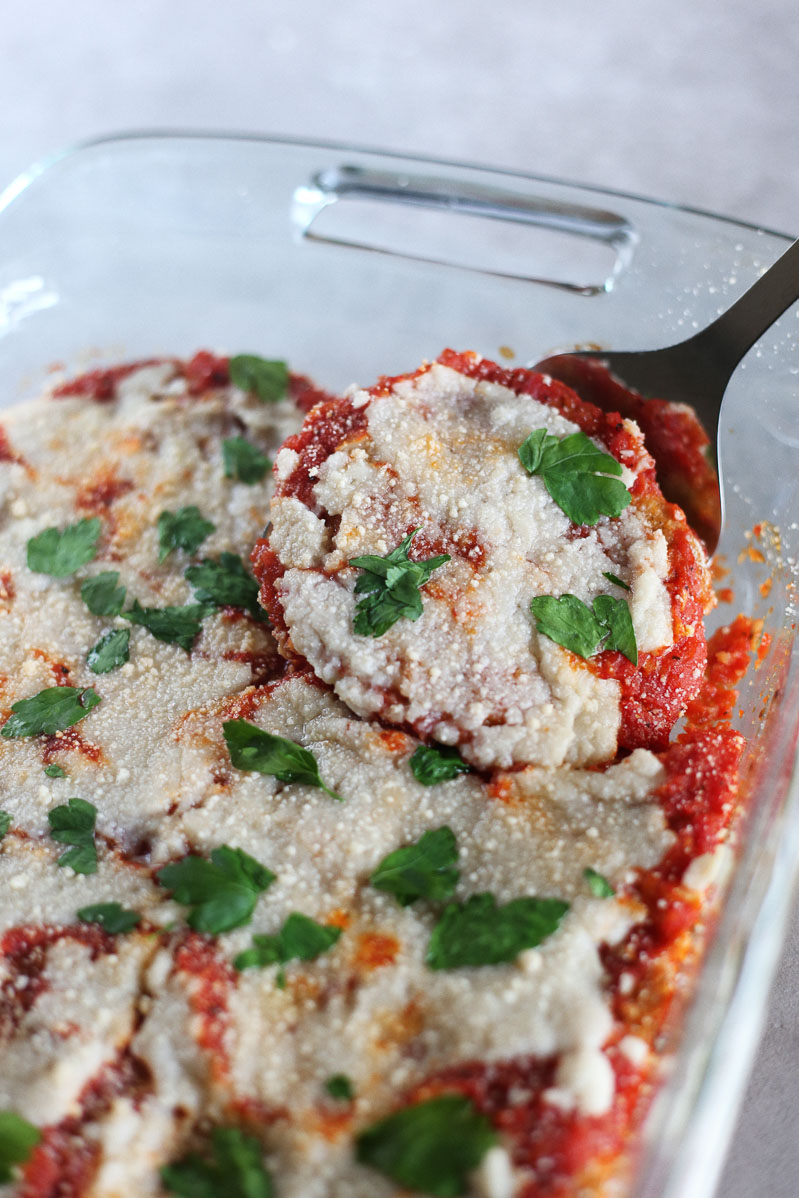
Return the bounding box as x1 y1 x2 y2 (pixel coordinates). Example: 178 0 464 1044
0 843 219 1196
269 362 680 769
170 675 673 1197
0 362 295 851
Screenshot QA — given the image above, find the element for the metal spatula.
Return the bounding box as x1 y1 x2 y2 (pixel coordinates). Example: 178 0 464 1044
537 237 799 553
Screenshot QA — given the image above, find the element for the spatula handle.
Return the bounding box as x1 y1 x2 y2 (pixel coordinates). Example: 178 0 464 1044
695 237 799 369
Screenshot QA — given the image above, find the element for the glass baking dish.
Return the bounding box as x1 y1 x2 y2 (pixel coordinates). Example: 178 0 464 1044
0 132 797 1198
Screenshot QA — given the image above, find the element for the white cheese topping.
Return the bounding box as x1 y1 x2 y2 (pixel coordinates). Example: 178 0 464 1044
0 362 297 850
0 840 166 1126
682 842 735 894
472 1146 515 1198
271 362 677 769
170 675 673 1194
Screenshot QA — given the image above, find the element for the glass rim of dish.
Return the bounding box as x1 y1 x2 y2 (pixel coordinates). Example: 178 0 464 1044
0 127 793 246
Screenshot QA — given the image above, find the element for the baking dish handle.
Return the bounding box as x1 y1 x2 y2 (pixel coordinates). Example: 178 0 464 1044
292 164 638 294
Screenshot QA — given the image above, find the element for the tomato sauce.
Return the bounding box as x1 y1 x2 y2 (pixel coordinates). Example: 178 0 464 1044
595 524 712 750
684 614 759 730
1 925 114 1029
75 470 134 515
51 351 330 411
406 724 745 1195
278 395 369 509
41 726 104 766
174 932 236 1083
0 424 28 469
353 932 400 971
53 361 168 402
19 1051 150 1198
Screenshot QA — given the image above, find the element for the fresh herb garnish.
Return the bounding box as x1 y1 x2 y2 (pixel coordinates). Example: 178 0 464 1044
81 570 127 616
530 592 638 665
48 797 98 874
0 811 10 840
518 428 631 526
592 594 638 663
156 846 275 935
602 570 631 591
409 744 472 786
234 912 342 986
350 529 450 638
370 827 460 907
157 506 215 563
77 902 141 933
126 600 210 652
87 628 130 674
583 867 615 898
26 517 102 577
324 1074 354 1102
222 436 271 484
229 354 289 404
1 686 101 739
185 553 266 621
426 892 569 970
44 764 66 778
161 1126 273 1198
223 720 342 801
0 1111 41 1182
356 1094 497 1197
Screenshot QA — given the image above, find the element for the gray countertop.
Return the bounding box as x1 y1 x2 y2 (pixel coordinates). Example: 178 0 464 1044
3 2 798 1194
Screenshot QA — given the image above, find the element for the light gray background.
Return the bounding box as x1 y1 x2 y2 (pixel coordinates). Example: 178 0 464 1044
3 2 798 1195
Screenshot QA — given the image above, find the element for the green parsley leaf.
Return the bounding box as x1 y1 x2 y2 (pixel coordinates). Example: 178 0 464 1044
223 720 342 801
222 436 271 484
350 529 450 638
409 744 472 786
229 354 289 404
47 797 98 874
185 553 266 621
592 593 638 664
370 827 460 907
126 600 210 652
161 1126 273 1198
0 1111 41 1183
80 571 127 616
157 846 275 935
324 1074 354 1102
356 1094 497 1197
518 428 631 525
426 892 569 970
87 627 130 674
234 913 342 984
530 592 638 665
530 593 605 659
0 811 10 840
1 686 101 739
583 867 615 898
157 506 215 563
77 902 141 933
44 764 66 778
26 517 102 577
602 570 631 591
